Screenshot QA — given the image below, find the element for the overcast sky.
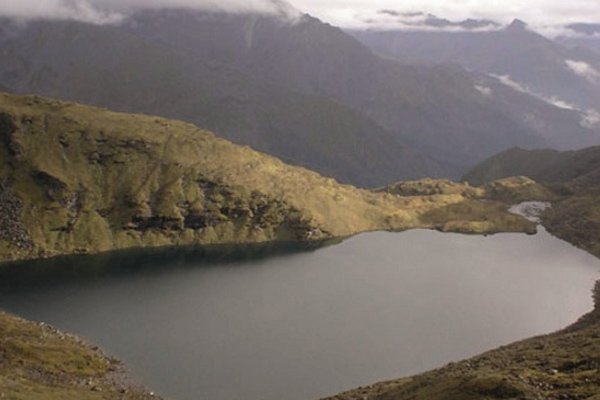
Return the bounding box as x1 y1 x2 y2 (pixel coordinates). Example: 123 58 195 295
294 0 600 29
1 0 599 34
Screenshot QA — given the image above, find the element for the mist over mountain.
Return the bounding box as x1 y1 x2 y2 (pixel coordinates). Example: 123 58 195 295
351 18 600 119
0 4 597 185
558 23 600 54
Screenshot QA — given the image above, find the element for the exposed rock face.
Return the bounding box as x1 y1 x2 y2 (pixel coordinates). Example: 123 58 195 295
0 180 33 251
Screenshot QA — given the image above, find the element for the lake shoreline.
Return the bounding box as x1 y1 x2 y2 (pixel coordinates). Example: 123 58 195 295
1 219 596 400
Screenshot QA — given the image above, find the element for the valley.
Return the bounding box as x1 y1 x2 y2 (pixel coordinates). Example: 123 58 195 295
0 2 600 400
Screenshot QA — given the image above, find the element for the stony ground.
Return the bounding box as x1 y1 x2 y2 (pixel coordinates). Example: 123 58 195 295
0 312 161 400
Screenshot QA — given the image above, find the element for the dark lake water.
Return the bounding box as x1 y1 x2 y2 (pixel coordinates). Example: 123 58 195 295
0 228 598 400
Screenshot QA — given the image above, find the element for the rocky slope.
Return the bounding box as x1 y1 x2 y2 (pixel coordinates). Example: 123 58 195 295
351 19 600 114
0 92 535 263
0 311 161 400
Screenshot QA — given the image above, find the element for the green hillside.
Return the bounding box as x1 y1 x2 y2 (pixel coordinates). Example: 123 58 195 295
463 146 600 186
0 92 534 263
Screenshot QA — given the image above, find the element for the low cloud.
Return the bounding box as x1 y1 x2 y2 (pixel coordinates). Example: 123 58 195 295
492 74 600 128
0 0 123 24
493 74 576 110
582 110 600 128
475 85 493 96
0 0 300 25
565 60 600 84
492 74 529 94
357 10 500 32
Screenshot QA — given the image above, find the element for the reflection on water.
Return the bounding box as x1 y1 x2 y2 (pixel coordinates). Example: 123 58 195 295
0 229 598 400
0 239 335 289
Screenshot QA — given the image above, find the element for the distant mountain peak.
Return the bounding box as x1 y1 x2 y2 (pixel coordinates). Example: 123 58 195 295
507 19 528 31
566 23 600 35
371 10 499 31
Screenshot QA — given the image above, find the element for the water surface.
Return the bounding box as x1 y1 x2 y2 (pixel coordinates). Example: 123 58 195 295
0 228 598 400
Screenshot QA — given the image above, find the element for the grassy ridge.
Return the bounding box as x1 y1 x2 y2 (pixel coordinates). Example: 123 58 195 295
0 92 535 263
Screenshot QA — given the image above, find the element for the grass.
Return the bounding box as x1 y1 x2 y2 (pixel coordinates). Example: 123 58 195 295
0 92 536 263
0 312 159 400
543 186 600 258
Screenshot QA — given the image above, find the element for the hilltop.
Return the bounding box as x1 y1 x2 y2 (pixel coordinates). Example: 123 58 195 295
0 92 535 263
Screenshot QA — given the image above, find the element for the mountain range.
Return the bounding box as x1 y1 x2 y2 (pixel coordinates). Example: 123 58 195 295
559 23 600 54
1 9 597 187
351 18 600 122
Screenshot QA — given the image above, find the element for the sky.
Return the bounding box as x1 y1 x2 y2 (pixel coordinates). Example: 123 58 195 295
0 0 599 35
293 0 600 29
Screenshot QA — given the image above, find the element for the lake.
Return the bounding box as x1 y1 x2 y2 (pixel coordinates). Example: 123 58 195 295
0 227 598 400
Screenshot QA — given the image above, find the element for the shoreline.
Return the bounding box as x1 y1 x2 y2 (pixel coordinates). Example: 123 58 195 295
1 216 598 400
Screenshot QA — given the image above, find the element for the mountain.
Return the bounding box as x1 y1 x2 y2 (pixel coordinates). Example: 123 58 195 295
558 23 600 54
121 10 572 166
0 10 588 182
462 146 600 185
350 19 600 117
0 92 535 263
0 18 442 188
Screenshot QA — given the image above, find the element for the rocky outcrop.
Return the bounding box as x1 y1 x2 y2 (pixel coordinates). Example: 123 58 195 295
0 180 33 251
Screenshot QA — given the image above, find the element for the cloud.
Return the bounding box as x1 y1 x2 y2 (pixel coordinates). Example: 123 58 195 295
565 60 600 84
492 74 528 94
0 0 598 35
358 10 500 32
90 0 299 15
581 110 600 128
475 85 493 96
288 0 600 36
493 74 578 110
0 0 123 24
491 74 600 128
0 0 300 25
